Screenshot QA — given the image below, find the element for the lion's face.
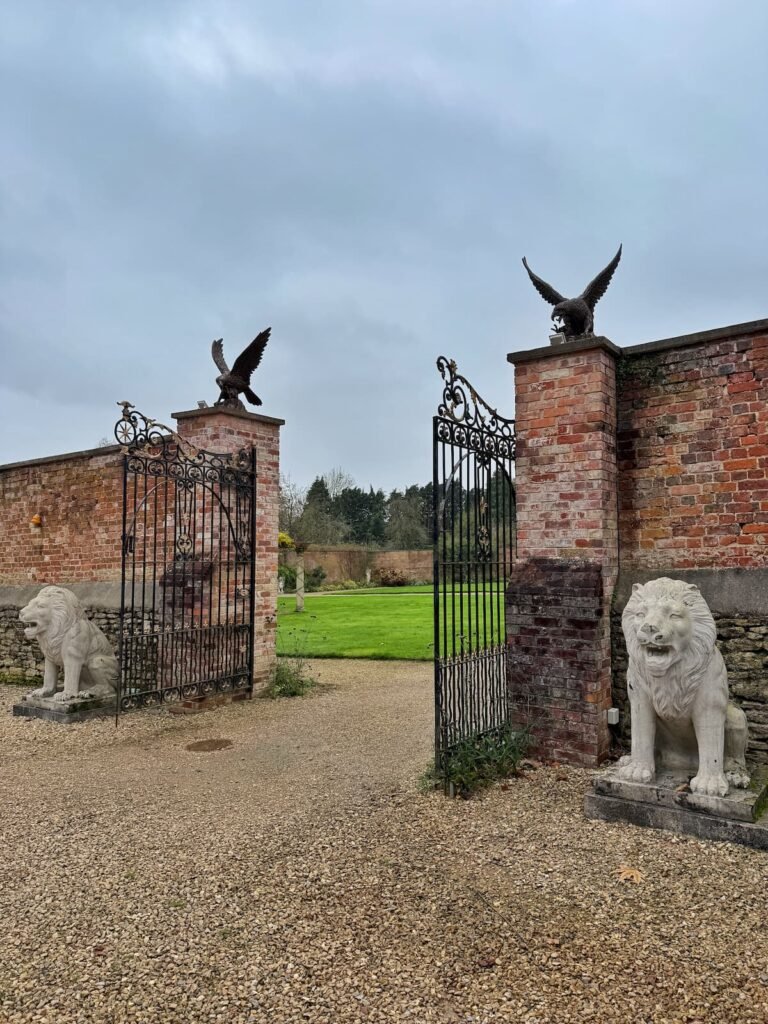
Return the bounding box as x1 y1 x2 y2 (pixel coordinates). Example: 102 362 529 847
19 594 55 640
19 586 80 644
626 591 692 676
622 578 716 681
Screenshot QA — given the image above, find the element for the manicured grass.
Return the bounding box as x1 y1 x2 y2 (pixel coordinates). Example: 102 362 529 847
277 587 505 660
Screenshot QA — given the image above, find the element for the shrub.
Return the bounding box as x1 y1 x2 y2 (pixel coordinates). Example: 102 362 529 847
278 564 296 592
423 724 530 798
263 658 316 698
278 531 295 549
317 579 360 592
304 566 327 592
375 567 409 587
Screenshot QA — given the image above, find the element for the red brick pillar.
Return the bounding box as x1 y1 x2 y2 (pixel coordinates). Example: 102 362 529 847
173 406 284 691
506 337 619 765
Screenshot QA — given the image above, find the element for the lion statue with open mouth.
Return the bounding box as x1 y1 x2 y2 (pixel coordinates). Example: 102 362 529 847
618 577 750 797
19 586 118 703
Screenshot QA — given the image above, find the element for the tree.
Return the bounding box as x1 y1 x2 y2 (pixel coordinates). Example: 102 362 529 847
294 476 346 545
278 475 306 534
385 489 428 549
304 477 332 514
332 486 386 546
322 466 355 499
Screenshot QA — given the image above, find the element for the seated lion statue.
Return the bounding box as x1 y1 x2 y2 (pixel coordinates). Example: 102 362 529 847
19 586 118 703
618 577 750 797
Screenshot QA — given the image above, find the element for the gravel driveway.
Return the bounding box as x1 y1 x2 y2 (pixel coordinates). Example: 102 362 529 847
1 660 767 1024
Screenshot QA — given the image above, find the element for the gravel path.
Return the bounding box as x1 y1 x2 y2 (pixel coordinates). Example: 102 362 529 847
1 661 767 1024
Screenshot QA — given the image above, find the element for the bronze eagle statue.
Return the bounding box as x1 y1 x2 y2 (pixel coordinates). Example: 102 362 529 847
522 245 622 339
211 328 271 409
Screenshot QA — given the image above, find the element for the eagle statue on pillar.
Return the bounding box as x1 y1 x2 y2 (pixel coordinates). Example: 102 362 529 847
211 328 271 409
522 245 622 339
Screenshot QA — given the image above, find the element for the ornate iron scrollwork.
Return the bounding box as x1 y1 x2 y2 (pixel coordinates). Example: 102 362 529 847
436 357 515 438
436 357 516 459
114 402 253 481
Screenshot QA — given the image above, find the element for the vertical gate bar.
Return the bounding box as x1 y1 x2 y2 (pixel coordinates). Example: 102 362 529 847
141 471 147 671
224 482 232 689
153 475 160 700
432 417 442 776
207 478 214 686
203 478 210 689
441 426 450 775
248 446 257 695
117 453 129 724
161 471 168 697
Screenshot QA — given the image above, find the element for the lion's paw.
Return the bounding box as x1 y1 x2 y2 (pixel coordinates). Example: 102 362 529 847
690 771 729 797
29 687 53 699
53 691 78 703
725 766 751 790
616 758 654 784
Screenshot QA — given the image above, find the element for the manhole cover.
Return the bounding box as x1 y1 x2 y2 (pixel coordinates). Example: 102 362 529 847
185 738 233 753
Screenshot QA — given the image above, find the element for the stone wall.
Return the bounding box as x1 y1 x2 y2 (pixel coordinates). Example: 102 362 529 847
0 599 122 683
610 568 768 765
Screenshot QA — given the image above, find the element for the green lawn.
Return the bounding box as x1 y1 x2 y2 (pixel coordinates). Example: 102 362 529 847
277 587 505 660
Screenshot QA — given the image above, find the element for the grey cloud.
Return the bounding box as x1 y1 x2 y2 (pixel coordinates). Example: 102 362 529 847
1 0 767 489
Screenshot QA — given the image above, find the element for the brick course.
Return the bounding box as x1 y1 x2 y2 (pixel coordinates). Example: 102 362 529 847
617 329 768 568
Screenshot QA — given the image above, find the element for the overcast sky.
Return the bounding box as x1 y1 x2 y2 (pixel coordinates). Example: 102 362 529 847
2 0 767 490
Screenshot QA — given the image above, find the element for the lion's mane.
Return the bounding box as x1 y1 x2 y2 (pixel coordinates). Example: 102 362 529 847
622 578 718 719
24 586 87 660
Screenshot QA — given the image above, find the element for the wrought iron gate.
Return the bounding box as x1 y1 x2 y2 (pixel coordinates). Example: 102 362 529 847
433 357 516 780
114 405 256 713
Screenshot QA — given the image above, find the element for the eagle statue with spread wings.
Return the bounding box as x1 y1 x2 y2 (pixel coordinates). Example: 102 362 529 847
522 245 622 339
211 328 271 409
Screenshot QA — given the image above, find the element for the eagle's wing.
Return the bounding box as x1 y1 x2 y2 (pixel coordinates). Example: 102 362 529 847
231 328 271 383
212 339 229 374
580 245 622 311
521 258 565 306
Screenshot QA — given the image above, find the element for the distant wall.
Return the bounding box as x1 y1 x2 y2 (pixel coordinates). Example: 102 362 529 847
294 545 434 583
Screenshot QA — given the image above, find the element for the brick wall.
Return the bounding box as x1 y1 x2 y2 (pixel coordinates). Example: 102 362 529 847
507 338 619 765
0 405 283 694
290 546 434 584
618 324 768 568
0 447 123 585
507 320 768 768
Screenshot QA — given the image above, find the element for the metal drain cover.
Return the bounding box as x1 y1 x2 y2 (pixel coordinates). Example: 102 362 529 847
185 738 233 752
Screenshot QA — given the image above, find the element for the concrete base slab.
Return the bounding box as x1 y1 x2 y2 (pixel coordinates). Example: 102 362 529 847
585 790 768 850
592 765 768 823
13 693 116 724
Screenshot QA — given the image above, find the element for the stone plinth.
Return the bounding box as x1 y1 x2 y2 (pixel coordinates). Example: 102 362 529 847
585 766 768 850
13 692 116 724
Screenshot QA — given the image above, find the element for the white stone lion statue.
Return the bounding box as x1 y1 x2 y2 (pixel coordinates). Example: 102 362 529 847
19 586 118 703
618 577 750 797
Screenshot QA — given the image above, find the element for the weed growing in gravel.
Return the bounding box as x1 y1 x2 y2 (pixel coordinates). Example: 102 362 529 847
266 627 317 698
264 659 316 698
421 724 530 798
